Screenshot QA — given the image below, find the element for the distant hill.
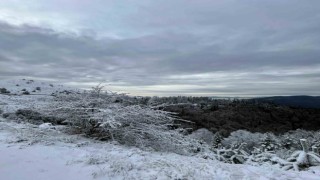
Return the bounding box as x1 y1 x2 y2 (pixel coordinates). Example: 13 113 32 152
250 96 320 109
0 79 79 95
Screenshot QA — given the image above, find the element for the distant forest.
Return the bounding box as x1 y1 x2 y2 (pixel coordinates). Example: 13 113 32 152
138 96 320 136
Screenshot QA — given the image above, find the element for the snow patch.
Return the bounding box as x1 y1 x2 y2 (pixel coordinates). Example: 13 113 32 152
39 123 54 130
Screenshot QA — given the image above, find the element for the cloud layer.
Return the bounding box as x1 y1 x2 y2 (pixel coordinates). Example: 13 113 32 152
0 0 320 96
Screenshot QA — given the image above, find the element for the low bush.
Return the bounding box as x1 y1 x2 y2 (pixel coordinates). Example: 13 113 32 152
0 88 10 94
222 130 265 150
13 109 64 125
22 91 30 95
37 86 204 155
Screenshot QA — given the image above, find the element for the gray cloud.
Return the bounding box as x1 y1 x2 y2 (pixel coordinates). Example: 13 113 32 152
0 0 320 96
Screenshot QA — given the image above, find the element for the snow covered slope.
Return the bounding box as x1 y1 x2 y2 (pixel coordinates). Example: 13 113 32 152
1 118 319 180
0 79 79 95
0 79 80 113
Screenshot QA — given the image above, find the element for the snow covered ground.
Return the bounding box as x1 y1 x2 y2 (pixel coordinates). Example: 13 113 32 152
0 79 77 95
0 79 79 113
2 118 320 180
1 79 320 179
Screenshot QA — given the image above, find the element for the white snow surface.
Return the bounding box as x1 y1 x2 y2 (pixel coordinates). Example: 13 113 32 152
1 79 320 179
0 79 79 113
1 118 320 180
39 123 54 130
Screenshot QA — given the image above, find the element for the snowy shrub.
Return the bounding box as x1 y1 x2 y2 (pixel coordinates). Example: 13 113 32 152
86 155 107 165
212 132 223 148
282 139 320 171
280 135 297 150
188 128 214 146
259 133 280 151
14 109 64 125
247 150 278 166
279 130 320 151
217 129 320 171
245 138 320 171
275 148 295 159
22 91 30 95
38 86 204 155
2 112 16 119
212 142 249 164
222 130 264 150
0 88 10 94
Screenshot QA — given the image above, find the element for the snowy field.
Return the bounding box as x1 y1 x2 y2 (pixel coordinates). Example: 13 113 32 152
1 118 320 180
1 79 320 179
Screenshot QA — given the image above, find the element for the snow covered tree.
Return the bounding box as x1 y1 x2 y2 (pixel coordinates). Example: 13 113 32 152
259 133 280 152
212 132 223 149
38 85 204 155
222 130 264 150
280 135 296 150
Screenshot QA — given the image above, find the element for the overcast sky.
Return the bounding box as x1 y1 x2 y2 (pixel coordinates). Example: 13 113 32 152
0 0 320 96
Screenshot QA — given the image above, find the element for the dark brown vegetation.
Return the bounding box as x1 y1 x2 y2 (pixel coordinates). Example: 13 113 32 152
163 101 320 136
0 88 10 94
